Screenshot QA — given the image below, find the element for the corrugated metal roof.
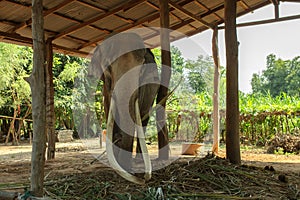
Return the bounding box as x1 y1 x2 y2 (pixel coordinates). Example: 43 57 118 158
0 0 272 57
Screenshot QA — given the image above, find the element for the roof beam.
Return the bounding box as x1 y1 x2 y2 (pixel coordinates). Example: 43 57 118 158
181 1 271 38
168 1 214 29
146 1 182 22
281 0 300 2
219 13 300 29
146 0 197 30
194 0 223 21
239 0 251 10
0 30 88 57
76 0 135 24
0 30 32 43
8 0 75 33
77 0 219 50
76 10 161 50
51 0 146 41
6 0 111 35
0 18 90 45
52 12 111 34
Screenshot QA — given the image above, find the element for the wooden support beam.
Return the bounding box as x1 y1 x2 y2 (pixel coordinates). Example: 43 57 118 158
45 39 56 160
51 0 146 40
270 0 279 4
29 0 47 196
218 14 300 29
212 26 220 154
224 0 241 165
168 1 214 29
157 0 171 160
0 30 89 57
146 1 185 23
271 0 280 19
281 0 300 2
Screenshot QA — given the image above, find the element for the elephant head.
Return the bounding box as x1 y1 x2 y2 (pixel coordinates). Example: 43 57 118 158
89 32 160 184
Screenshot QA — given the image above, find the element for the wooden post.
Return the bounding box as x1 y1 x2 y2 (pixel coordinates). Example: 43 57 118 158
157 0 171 160
45 39 56 160
211 26 220 154
272 0 279 19
28 0 46 196
224 0 241 164
274 3 279 19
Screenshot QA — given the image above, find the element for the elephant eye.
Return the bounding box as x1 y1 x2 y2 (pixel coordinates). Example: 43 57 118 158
132 49 146 62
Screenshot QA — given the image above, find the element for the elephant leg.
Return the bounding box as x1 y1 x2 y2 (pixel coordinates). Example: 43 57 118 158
111 111 134 172
136 117 150 160
135 83 159 159
117 129 134 172
112 121 122 160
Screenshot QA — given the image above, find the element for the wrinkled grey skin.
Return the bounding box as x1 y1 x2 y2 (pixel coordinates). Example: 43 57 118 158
89 33 159 173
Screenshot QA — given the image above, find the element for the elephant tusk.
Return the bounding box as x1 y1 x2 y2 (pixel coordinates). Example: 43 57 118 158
135 99 152 181
106 98 145 185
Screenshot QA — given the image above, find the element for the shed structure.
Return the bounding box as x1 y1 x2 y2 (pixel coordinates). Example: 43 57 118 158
0 0 299 197
0 0 278 57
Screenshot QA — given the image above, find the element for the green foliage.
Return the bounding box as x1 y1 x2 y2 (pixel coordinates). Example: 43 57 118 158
251 54 300 97
0 43 32 111
239 91 300 145
185 55 214 94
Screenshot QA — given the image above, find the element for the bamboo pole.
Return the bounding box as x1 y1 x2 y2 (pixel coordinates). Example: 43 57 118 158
0 115 33 121
211 26 220 154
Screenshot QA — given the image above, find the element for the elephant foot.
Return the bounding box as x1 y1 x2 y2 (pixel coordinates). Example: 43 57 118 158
134 153 144 161
116 149 133 172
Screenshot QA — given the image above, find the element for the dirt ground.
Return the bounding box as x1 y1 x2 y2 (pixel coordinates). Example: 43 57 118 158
0 139 299 199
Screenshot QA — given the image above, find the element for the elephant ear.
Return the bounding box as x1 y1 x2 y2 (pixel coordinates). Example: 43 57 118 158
89 45 104 80
90 45 113 83
139 48 160 87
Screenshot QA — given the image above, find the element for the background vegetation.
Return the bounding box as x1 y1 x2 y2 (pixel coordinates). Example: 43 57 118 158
0 43 299 146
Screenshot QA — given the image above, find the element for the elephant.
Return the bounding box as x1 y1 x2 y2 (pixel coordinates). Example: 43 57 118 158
89 32 160 184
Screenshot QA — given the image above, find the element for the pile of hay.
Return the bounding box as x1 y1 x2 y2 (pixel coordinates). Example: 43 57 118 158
44 154 300 200
267 134 300 154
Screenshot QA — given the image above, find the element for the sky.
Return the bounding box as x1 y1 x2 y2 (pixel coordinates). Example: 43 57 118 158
173 2 300 93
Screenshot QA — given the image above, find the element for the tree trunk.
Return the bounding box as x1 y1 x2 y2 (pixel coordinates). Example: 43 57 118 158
212 26 220 154
224 0 241 164
27 0 47 196
45 39 56 160
157 0 171 160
